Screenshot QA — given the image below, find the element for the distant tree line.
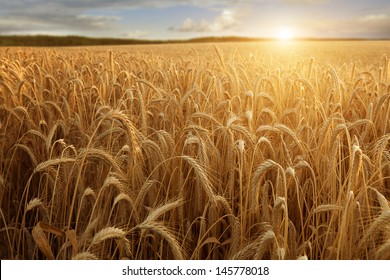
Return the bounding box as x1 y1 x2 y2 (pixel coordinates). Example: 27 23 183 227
0 35 373 47
0 35 272 47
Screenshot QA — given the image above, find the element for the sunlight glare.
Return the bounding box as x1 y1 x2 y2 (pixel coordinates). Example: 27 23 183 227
277 28 294 41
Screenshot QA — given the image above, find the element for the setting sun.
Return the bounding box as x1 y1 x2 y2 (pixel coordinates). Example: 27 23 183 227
277 28 294 40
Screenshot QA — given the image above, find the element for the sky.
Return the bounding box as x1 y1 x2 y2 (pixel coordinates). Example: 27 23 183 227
0 0 389 40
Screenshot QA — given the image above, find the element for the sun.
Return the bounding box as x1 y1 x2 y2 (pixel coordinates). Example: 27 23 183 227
277 28 294 41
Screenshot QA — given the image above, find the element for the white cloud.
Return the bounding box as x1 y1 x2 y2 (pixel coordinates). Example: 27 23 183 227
173 9 240 32
76 15 121 21
214 10 239 30
76 14 121 28
121 30 150 38
360 14 388 22
179 18 196 32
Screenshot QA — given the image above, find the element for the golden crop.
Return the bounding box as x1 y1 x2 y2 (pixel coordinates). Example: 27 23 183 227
0 41 389 259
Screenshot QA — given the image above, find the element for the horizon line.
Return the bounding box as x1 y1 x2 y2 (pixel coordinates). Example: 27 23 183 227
1 34 389 47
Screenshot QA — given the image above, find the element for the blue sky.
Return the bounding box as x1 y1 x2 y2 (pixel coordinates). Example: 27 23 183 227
0 0 389 39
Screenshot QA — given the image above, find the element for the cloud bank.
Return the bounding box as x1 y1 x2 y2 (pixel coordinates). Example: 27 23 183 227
170 10 240 32
0 0 250 36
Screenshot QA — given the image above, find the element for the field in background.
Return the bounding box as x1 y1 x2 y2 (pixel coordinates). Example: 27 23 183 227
0 41 390 260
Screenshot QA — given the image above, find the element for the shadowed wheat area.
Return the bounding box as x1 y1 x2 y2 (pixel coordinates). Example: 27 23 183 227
0 41 390 260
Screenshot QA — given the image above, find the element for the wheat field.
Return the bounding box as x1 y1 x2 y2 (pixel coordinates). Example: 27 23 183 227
0 41 390 260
